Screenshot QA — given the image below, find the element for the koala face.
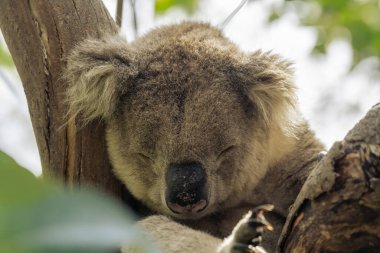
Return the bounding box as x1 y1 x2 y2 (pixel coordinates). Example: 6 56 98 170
106 66 266 219
65 22 297 220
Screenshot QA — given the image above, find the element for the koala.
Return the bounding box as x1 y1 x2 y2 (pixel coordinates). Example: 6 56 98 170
65 22 324 253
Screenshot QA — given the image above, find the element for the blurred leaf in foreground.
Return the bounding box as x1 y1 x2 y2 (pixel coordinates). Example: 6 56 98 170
155 0 198 14
0 151 49 206
0 151 162 253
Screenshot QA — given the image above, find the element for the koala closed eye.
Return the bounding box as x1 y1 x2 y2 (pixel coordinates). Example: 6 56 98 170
134 152 154 162
217 145 237 160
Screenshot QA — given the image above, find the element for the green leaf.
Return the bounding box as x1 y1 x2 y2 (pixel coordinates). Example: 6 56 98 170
0 44 14 67
312 43 327 55
155 0 198 14
276 0 380 69
0 151 49 206
0 151 162 253
268 10 281 22
0 190 152 253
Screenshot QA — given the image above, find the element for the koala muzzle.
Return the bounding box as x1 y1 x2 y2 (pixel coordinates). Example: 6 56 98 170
165 162 208 214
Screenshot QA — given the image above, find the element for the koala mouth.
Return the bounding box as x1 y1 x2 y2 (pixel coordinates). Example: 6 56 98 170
167 198 208 214
165 162 209 217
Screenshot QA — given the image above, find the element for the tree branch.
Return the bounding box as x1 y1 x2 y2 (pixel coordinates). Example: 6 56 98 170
277 103 380 252
116 0 124 27
0 0 127 198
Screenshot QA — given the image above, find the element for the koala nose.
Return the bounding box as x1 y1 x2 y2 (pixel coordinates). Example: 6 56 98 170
165 162 208 214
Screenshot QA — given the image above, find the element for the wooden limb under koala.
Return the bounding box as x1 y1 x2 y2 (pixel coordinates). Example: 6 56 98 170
277 103 380 253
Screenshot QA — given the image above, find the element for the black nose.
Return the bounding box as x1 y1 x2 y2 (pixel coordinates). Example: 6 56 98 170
165 162 208 214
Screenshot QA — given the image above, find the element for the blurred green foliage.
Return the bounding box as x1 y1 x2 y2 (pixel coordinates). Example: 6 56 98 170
155 0 198 14
0 44 13 67
154 0 379 67
270 0 380 66
0 151 162 253
0 151 50 206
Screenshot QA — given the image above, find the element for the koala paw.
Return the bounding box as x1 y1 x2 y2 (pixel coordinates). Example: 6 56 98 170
219 204 274 253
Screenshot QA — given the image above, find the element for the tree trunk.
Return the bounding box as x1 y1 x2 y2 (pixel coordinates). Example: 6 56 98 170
277 103 380 253
0 0 141 208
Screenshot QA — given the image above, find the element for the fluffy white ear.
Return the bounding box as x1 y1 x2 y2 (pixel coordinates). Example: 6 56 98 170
242 51 299 134
64 35 138 124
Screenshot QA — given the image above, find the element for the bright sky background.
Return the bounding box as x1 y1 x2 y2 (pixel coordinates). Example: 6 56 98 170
0 0 379 175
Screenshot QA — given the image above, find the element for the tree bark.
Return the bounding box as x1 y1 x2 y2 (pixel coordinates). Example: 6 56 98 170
277 103 380 253
0 0 139 206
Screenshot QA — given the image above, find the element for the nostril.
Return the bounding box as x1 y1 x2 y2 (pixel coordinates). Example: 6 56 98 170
177 192 198 204
165 161 208 215
167 199 208 214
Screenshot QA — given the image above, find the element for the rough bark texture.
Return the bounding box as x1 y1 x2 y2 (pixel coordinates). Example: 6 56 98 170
277 103 380 253
0 0 137 204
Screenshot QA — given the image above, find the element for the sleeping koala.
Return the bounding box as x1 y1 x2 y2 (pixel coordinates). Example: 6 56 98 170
65 22 324 253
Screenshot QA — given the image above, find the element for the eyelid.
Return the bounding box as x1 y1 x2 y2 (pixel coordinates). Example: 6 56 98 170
217 145 236 160
134 152 153 161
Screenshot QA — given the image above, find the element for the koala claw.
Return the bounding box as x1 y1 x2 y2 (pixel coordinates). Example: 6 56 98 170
250 204 274 233
317 151 327 161
232 243 267 253
227 204 274 253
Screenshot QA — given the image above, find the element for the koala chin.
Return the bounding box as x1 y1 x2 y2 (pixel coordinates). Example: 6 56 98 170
65 22 324 253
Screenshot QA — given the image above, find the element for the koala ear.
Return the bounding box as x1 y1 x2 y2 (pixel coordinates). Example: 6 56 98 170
64 35 137 124
242 51 299 133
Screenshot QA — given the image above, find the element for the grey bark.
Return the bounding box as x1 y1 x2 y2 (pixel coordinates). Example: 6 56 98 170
277 103 380 253
0 0 132 201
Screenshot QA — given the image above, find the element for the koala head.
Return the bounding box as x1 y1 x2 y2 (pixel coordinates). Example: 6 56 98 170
65 22 298 220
